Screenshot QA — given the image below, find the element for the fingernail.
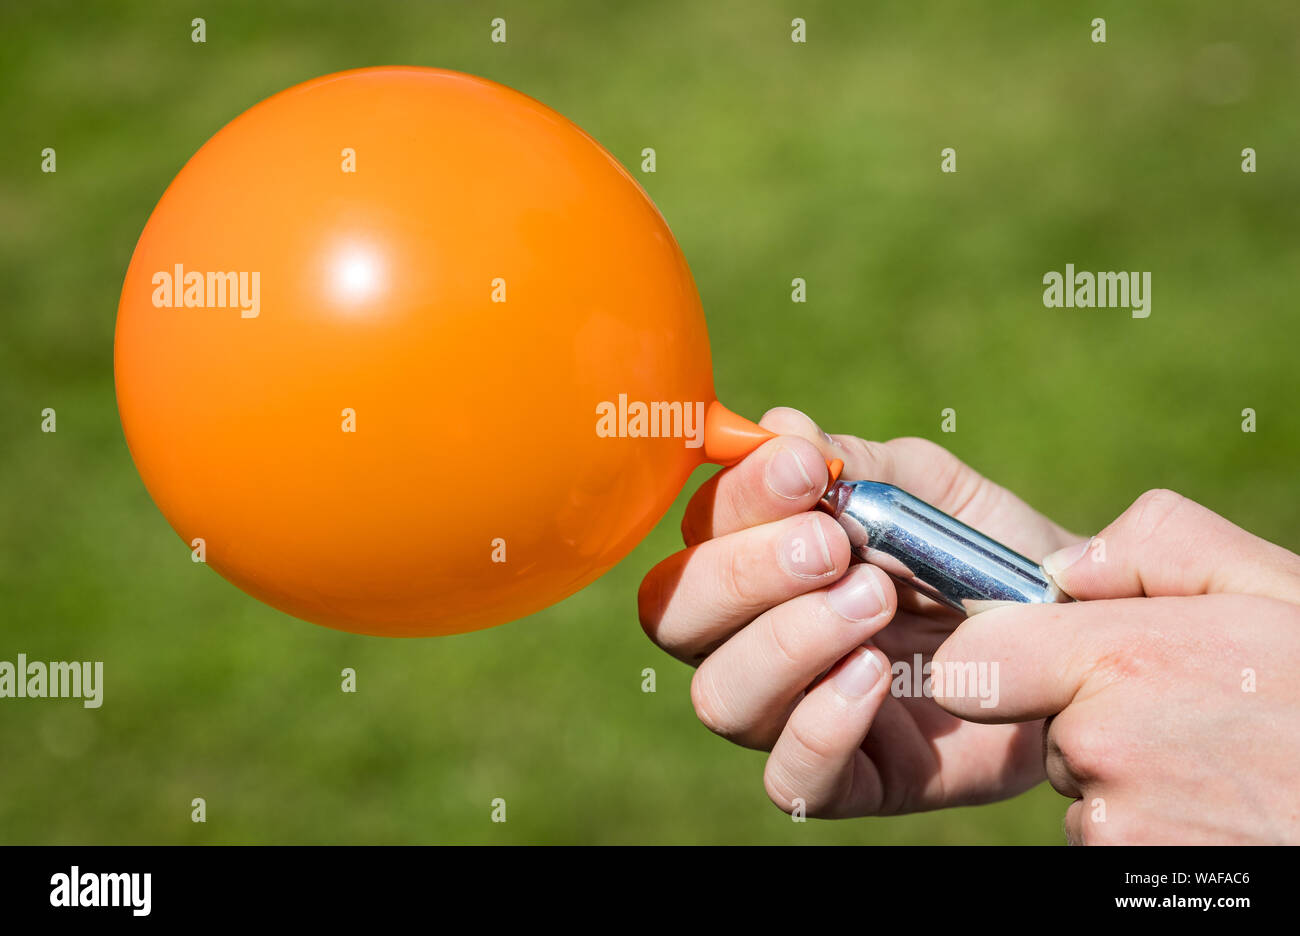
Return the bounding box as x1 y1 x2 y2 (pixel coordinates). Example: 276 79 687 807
1042 538 1092 580
826 568 885 621
834 647 885 697
780 517 835 578
765 445 815 499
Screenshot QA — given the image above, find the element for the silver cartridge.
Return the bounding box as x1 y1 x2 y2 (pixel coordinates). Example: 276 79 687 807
821 480 1069 615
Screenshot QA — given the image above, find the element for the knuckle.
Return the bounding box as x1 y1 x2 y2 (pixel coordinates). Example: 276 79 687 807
838 436 894 479
891 436 995 519
784 711 839 764
1125 488 1189 544
1053 720 1113 784
718 543 764 615
689 666 736 738
952 473 997 520
932 458 992 518
762 759 801 814
889 436 972 496
762 612 806 671
764 755 843 820
1085 640 1156 684
889 436 947 461
720 477 756 527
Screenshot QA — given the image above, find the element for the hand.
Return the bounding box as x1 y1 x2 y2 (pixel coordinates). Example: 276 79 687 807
638 407 1082 817
932 489 1300 843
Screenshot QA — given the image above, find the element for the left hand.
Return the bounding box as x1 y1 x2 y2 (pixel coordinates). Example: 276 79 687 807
638 408 1081 816
932 488 1300 843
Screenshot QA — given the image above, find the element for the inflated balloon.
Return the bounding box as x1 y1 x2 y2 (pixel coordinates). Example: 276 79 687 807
115 67 838 636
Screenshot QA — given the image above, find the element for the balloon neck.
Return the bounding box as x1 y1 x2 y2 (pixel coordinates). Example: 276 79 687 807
703 401 843 487
703 400 774 466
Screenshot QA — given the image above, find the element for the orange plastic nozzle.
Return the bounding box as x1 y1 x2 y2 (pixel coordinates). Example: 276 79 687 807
703 400 777 466
704 401 846 489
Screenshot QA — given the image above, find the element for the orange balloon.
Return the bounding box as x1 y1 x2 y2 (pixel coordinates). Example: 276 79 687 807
115 67 837 636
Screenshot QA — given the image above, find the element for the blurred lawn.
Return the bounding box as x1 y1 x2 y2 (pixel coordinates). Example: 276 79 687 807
1 0 1297 844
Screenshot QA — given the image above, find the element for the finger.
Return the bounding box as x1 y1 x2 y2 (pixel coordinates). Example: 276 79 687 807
1043 711 1088 800
639 512 850 664
760 407 993 512
857 693 945 812
935 592 1300 722
758 406 890 482
871 607 963 660
763 645 892 818
1041 488 1300 605
1063 798 1087 846
1061 785 1116 845
681 436 830 545
690 564 896 749
1060 797 1132 845
759 408 1077 559
930 592 1288 723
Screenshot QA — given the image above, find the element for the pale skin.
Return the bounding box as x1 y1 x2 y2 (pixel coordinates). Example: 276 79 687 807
638 407 1300 842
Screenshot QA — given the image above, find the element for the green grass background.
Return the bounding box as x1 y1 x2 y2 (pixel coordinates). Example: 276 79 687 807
1 0 1297 843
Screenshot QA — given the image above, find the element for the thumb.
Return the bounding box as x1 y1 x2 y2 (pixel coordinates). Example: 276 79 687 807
758 406 845 466
1041 488 1300 605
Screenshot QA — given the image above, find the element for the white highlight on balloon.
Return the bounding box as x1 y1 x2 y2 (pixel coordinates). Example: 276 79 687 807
331 245 385 305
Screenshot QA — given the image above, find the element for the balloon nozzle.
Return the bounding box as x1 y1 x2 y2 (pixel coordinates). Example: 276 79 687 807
704 401 843 491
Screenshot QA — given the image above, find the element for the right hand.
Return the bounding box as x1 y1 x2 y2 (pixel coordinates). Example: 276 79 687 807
638 407 1083 817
